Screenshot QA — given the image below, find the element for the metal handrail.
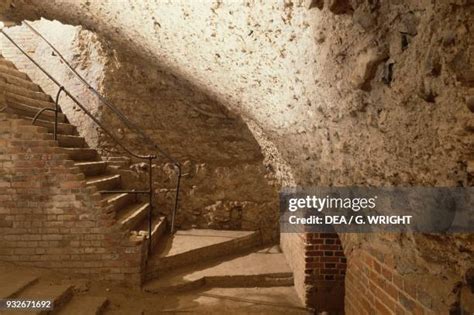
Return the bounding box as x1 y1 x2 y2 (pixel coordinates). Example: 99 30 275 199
32 86 63 140
0 28 179 256
1 30 153 160
23 23 178 162
23 22 182 234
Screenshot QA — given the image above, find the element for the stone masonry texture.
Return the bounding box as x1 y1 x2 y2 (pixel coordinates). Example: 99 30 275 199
0 20 281 244
1 0 474 313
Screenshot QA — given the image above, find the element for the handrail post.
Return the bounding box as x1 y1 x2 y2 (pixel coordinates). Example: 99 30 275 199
53 86 64 141
148 156 154 254
171 163 182 234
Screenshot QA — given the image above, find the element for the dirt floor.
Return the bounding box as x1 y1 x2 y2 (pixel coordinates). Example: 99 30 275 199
0 261 309 314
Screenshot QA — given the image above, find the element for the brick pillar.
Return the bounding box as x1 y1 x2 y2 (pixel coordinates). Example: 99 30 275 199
305 232 346 313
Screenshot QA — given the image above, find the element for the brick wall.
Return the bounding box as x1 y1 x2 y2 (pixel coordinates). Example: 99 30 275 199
0 113 146 284
281 231 346 313
284 229 455 314
305 232 346 312
345 247 443 314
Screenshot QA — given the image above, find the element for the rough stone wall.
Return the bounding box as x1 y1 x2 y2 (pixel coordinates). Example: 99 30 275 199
343 233 474 314
97 44 280 240
280 232 306 305
1 19 280 242
306 0 473 188
345 246 449 314
2 0 473 186
314 1 474 312
2 0 474 312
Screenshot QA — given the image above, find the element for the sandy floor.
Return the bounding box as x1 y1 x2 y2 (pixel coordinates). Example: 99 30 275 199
99 286 309 314
0 261 309 314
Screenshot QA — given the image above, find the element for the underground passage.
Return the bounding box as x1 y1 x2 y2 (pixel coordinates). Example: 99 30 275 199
0 0 473 314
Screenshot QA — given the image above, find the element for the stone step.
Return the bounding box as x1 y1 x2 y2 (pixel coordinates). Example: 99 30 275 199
13 283 73 315
75 161 107 176
144 246 294 294
154 287 308 314
55 134 86 148
31 118 77 135
62 148 98 161
0 272 39 299
0 65 29 80
116 202 150 231
150 217 168 252
56 296 109 315
86 174 121 191
3 110 70 135
106 156 132 169
5 101 66 123
103 192 135 213
0 58 17 69
147 229 261 277
0 72 41 91
6 91 57 109
2 82 52 102
134 215 167 251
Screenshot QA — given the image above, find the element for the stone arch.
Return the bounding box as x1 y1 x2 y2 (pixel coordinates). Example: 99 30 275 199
2 1 473 313
0 17 282 244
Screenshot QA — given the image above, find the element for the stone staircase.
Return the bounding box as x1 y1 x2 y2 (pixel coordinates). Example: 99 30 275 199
0 258 305 315
0 54 167 258
0 264 108 315
0 54 299 311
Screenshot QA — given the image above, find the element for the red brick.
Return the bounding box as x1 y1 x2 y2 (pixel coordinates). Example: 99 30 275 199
404 280 417 300
375 298 392 314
